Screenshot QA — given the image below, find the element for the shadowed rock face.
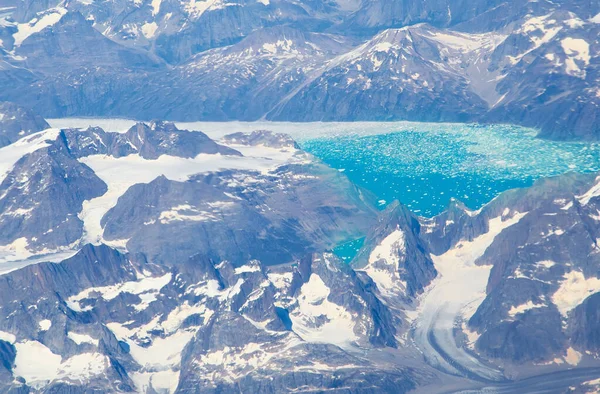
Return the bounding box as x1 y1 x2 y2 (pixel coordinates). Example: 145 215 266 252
63 121 241 159
0 102 49 148
101 162 378 266
421 172 600 365
353 201 438 302
0 134 108 252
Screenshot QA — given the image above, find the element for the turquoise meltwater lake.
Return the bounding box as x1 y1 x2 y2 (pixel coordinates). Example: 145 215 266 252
296 123 600 217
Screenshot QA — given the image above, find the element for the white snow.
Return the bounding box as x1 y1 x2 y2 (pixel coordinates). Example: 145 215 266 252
129 330 195 370
0 238 32 263
584 377 600 388
412 212 527 380
78 146 299 245
577 177 600 206
359 228 408 298
267 272 293 291
185 0 227 18
0 129 60 185
13 341 108 390
131 370 180 394
68 332 99 346
552 270 600 317
262 39 295 54
591 13 600 23
158 203 233 224
66 273 172 312
195 335 302 382
565 347 582 366
13 8 67 46
234 263 261 275
151 0 163 16
38 319 51 331
535 260 556 269
289 274 358 346
507 14 563 65
161 301 214 334
508 301 545 317
0 331 15 344
561 37 590 78
141 21 158 39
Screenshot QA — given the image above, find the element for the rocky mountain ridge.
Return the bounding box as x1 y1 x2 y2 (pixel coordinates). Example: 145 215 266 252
0 106 599 392
0 1 598 138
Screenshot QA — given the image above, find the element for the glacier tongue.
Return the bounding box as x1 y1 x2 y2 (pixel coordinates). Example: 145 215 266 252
412 212 527 381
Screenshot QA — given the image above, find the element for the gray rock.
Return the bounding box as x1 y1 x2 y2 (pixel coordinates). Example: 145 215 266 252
223 130 300 149
0 102 49 148
0 132 107 252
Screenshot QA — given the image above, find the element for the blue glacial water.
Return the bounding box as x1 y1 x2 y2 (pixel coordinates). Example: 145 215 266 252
296 123 600 217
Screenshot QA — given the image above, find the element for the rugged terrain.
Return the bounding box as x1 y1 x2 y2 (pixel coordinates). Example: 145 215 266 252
0 0 598 138
0 105 600 392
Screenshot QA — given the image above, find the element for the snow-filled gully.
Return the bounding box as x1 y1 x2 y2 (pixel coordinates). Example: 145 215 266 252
411 213 527 382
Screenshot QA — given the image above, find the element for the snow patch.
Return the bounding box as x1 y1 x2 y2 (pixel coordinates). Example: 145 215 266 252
561 37 590 78
38 319 51 331
234 263 261 275
565 347 582 366
68 332 99 346
289 274 358 346
0 331 16 344
131 370 180 394
359 228 407 297
151 0 163 16
67 273 172 312
507 14 563 65
141 22 158 39
14 341 108 390
13 8 67 46
552 270 600 317
508 301 545 317
267 272 293 291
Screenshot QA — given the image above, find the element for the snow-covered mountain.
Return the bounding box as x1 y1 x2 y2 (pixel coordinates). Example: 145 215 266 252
0 105 600 392
0 0 598 138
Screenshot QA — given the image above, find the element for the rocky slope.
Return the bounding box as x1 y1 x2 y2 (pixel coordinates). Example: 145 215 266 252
0 1 598 138
0 112 600 392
